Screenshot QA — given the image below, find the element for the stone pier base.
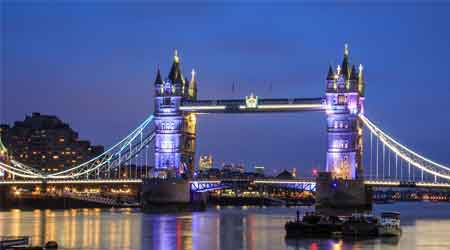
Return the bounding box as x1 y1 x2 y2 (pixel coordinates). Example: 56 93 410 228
140 178 207 213
315 172 372 215
0 186 9 208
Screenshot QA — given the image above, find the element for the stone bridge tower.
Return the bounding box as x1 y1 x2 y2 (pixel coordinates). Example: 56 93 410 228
153 50 197 177
325 44 365 180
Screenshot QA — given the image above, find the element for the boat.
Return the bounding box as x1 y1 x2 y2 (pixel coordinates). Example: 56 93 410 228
0 236 58 250
285 211 402 239
378 212 401 237
374 198 395 204
0 236 30 249
285 211 343 238
342 213 379 237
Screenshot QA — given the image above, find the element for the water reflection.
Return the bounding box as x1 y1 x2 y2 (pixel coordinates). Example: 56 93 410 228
0 203 449 249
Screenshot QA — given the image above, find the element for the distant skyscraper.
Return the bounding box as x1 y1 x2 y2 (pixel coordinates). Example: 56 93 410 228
234 164 245 174
199 155 213 171
0 112 103 173
254 165 264 175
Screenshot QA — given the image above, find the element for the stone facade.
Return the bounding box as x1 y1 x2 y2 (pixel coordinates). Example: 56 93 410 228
153 50 197 176
325 45 365 180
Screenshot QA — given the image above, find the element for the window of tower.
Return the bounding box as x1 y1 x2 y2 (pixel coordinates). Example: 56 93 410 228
164 97 171 105
338 95 347 105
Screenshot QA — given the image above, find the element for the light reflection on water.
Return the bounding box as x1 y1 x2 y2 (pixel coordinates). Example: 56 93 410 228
0 202 449 250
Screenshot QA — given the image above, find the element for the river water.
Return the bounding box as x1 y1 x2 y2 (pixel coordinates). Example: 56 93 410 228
1 202 450 250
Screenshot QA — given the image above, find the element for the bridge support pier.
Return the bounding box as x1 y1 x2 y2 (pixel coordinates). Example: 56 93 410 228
0 186 8 208
140 179 207 213
315 172 372 214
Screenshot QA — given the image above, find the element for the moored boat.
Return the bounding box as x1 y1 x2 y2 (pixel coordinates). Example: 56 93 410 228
342 213 379 237
378 212 401 237
285 211 343 238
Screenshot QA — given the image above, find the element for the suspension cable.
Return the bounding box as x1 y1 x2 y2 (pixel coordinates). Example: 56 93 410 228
360 114 450 181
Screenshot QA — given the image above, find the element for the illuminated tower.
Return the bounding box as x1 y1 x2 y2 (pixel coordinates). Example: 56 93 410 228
325 44 365 180
154 50 198 177
154 50 184 174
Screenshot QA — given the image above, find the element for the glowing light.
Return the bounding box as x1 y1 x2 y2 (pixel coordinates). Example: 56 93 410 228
364 180 400 186
174 49 179 63
245 93 258 108
247 104 325 110
416 182 450 188
254 180 315 185
180 106 226 111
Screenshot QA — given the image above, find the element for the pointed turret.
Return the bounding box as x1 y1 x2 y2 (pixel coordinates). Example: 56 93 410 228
168 49 185 85
341 43 351 79
358 64 365 96
188 69 197 99
154 66 163 85
326 65 335 80
350 65 358 80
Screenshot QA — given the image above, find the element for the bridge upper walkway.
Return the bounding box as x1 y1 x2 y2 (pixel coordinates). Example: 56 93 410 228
180 98 325 113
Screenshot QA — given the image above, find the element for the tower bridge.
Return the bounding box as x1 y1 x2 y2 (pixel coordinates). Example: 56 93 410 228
153 45 364 181
0 45 449 210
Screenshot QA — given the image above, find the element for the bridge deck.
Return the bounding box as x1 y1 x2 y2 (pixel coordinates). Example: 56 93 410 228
1 179 450 189
181 98 325 113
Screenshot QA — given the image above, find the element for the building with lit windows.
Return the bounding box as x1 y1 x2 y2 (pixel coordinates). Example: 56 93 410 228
0 112 103 173
198 155 213 171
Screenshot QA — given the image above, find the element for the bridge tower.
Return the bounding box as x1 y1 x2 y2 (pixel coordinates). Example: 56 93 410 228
325 44 365 180
181 69 198 176
153 50 197 177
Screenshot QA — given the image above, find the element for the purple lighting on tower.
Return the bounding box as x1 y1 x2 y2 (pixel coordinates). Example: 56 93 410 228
325 44 365 180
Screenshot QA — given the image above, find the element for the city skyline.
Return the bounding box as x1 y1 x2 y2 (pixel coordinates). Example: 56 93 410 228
3 3 450 173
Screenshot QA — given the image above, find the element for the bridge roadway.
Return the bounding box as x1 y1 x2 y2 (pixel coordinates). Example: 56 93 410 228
180 98 326 113
1 179 450 190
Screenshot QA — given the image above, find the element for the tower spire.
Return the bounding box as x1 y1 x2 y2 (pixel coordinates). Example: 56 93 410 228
154 65 163 85
188 69 197 99
350 64 358 80
341 43 350 79
168 49 185 85
326 65 335 80
174 49 179 63
358 64 365 96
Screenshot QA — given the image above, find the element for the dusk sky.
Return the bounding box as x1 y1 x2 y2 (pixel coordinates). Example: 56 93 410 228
2 3 450 175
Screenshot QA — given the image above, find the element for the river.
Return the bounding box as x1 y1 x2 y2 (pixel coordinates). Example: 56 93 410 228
1 202 450 250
